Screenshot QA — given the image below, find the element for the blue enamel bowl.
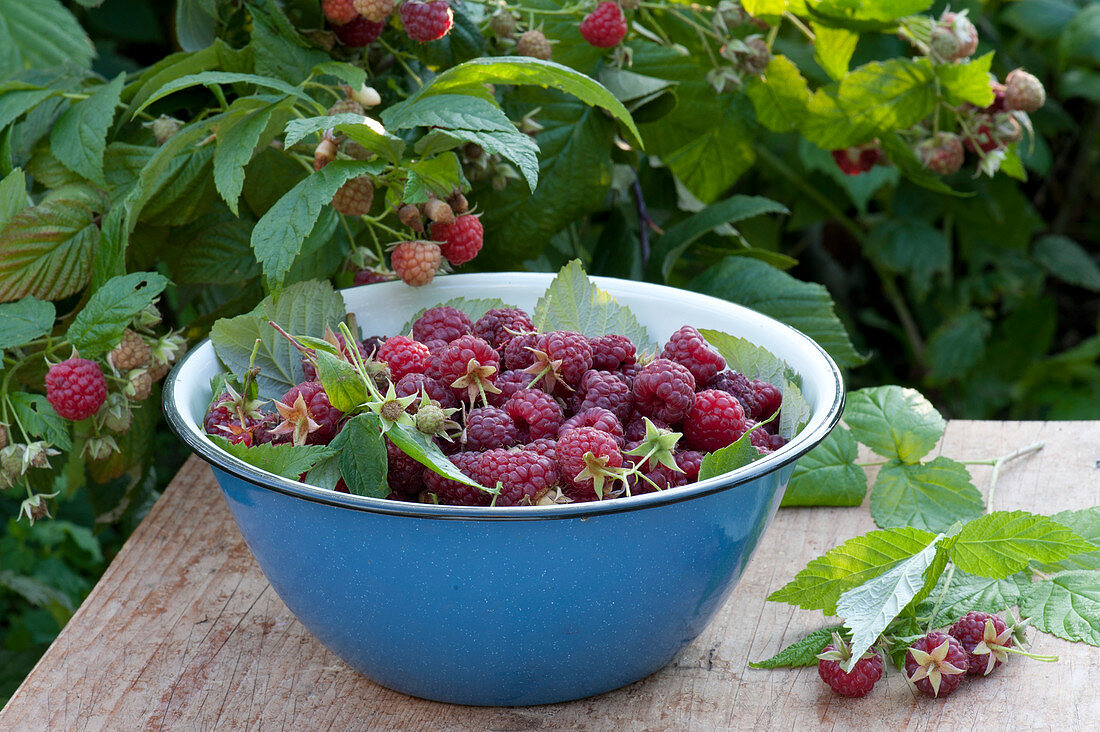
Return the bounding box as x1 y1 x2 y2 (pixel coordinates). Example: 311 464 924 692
164 273 844 706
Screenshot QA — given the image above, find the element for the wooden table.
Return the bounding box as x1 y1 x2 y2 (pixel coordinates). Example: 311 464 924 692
3 421 1098 730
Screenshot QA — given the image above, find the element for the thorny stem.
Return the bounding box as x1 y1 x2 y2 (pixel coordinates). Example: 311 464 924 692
926 563 956 634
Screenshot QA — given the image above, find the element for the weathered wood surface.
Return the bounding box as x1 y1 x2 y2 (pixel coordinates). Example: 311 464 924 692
3 421 1098 731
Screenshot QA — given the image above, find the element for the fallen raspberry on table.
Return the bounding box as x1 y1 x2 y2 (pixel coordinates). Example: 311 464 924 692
558 426 624 501
400 0 454 42
430 213 483 266
333 15 386 46
46 357 107 421
632 358 696 424
949 611 1012 676
109 329 152 372
378 335 431 381
464 406 520 451
438 334 501 403
1004 68 1045 113
916 132 965 176
579 1 628 48
474 307 534 350
323 0 359 24
353 0 394 22
273 381 342 446
578 369 633 421
332 176 374 216
413 305 473 344
817 634 883 698
662 325 725 386
505 389 562 441
516 29 552 60
905 632 969 697
391 240 441 287
683 389 747 452
476 448 558 506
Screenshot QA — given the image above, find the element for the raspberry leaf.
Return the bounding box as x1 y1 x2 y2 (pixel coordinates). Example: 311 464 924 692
934 53 996 107
0 0 94 78
283 114 406 164
66 271 168 358
749 626 846 669
214 98 290 216
48 73 123 188
844 385 945 463
132 71 319 116
209 436 337 479
837 534 945 672
1020 570 1100 646
1033 508 1100 572
0 296 55 350
402 153 469 204
917 569 1031 627
416 127 539 192
313 350 367 413
767 526 937 614
870 457 985 533
1032 235 1100 293
699 329 786 389
781 426 867 507
812 23 858 81
0 167 27 228
746 55 810 133
944 511 1097 578
779 377 811 440
8 393 71 451
386 422 485 491
336 414 389 498
697 428 760 481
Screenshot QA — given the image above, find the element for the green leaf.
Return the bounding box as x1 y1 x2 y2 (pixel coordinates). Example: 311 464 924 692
132 71 319 117
742 0 787 17
1003 0 1078 41
782 426 867 507
926 310 990 384
945 511 1097 579
1020 570 1100 646
48 73 124 187
767 526 937 614
210 279 347 399
0 87 57 135
0 0 94 78
690 256 865 368
801 59 936 149
653 195 788 281
812 23 857 81
1060 5 1100 66
843 385 945 463
386 422 484 491
1032 234 1100 292
402 297 515 334
878 133 960 195
0 185 103 302
90 204 130 292
870 457 985 533
168 207 261 285
402 153 469 204
337 414 388 498
310 61 367 90
0 296 55 350
383 94 516 133
66 272 168 358
698 428 761 481
921 570 1031 627
0 570 74 612
209 436 337 480
314 350 367 413
418 128 539 192
283 114 405 164
214 99 287 216
934 53 995 108
1036 508 1100 572
811 0 933 24
864 218 950 300
0 167 27 228
746 55 810 132
8 392 71 450
409 55 641 149
175 0 218 52
779 376 811 440
698 329 785 387
532 259 657 353
749 626 846 669
248 0 329 85
837 534 943 671
251 160 384 287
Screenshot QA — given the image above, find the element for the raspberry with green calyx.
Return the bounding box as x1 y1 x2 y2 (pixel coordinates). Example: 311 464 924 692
817 633 883 698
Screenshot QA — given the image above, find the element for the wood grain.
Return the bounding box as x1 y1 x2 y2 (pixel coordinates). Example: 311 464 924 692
2 421 1098 731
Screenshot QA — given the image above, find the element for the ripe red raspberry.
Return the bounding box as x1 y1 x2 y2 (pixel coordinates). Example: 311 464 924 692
578 369 633 421
353 0 394 22
476 448 558 506
45 358 107 421
632 358 696 424
524 437 557 462
626 458 686 495
905 632 969 697
424 452 489 506
505 389 563 441
430 213 483 266
831 143 883 176
464 406 520 451
964 121 1001 154
1004 68 1045 113
503 331 539 371
395 372 457 409
516 30 552 59
579 1 628 48
752 379 782 423
332 176 374 216
916 132 964 176
817 636 884 698
386 437 423 495
527 330 593 390
557 426 623 501
676 449 702 482
323 0 359 24
559 407 623 445
333 15 386 46
353 267 395 285
949 611 1012 676
474 307 533 350
683 389 747 452
661 325 725 386
588 334 636 371
203 386 265 444
377 335 431 381
391 241 441 287
746 420 785 454
617 360 641 385
486 369 537 407
708 369 755 412
624 413 668 443
438 334 500 403
276 381 343 446
400 0 454 42
413 305 473 344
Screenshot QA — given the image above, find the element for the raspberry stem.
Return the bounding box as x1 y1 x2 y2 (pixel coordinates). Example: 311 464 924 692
925 563 956 634
986 440 1044 509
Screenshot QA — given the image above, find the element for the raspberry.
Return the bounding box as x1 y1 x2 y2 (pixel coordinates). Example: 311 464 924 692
398 202 423 231
391 241 440 287
323 0 359 24
413 305 473 344
559 407 623 446
949 611 1012 676
487 369 536 407
109 329 152 371
831 143 883 176
579 1 628 48
273 381 342 446
964 121 1001 154
752 378 782 423
617 360 641 385
1004 69 1045 113
489 10 516 38
474 308 533 350
661 325 725 386
45 358 107 421
905 632 969 697
353 0 393 22
916 132 965 176
524 437 557 462
464 406 519 451
362 334 385 356
632 358 696 424
683 389 747 452
203 385 265 444
252 411 289 445
438 335 500 403
937 11 978 61
395 372 457 409
333 16 386 46
527 331 593 390
503 331 539 371
578 369 633 421
429 213 483 265
929 25 962 61
557 426 623 502
424 452 489 506
377 335 431 381
624 413 668 443
516 30 552 60
746 420 785 454
126 369 153 402
400 0 454 42
817 635 884 698
476 448 558 506
505 389 562 441
742 37 771 75
386 437 423 495
675 449 703 482
709 370 755 413
332 176 374 216
588 334 636 371
353 268 395 285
